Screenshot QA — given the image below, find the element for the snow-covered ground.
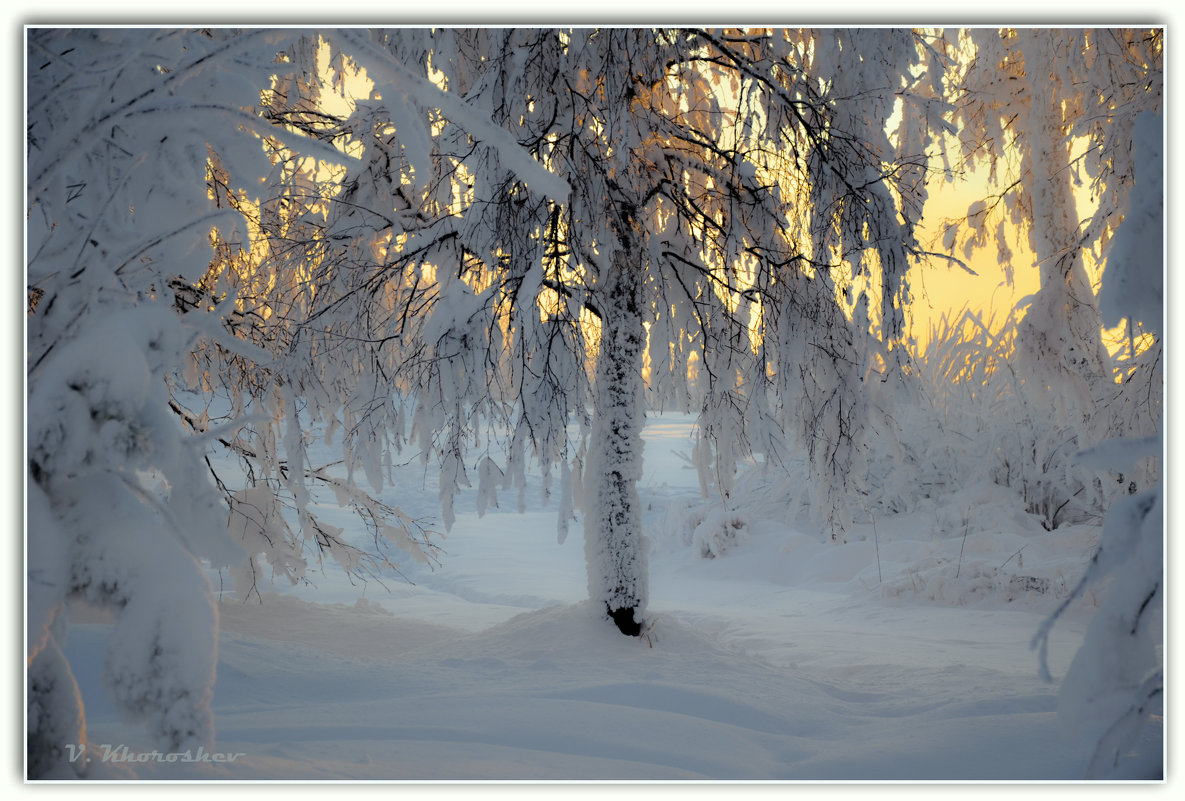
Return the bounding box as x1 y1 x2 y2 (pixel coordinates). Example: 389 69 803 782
56 414 1161 781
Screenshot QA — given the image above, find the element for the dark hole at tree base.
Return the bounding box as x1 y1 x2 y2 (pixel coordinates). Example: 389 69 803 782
607 605 642 637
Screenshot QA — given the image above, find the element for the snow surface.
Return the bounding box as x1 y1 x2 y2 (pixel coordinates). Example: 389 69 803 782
55 414 1161 782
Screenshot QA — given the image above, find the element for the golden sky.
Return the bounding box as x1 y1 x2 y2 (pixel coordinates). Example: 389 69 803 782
908 174 1041 350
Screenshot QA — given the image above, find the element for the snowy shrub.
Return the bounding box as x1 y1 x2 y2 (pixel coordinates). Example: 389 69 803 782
658 495 752 557
725 289 1157 551
864 305 1158 531
882 559 1072 609
692 509 752 559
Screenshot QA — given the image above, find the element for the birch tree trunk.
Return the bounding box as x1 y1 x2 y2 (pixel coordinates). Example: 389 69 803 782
584 246 648 636
1017 30 1110 411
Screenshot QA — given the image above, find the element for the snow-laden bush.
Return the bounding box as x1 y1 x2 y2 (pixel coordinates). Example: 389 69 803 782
656 499 751 558
698 285 1155 549
875 307 1158 531
692 508 752 559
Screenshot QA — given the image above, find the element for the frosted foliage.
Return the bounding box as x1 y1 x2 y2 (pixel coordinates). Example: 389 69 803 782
25 28 335 775
809 30 921 349
1030 94 1163 779
1035 457 1162 777
27 639 86 779
27 480 71 661
227 485 308 595
104 31 443 597
330 29 570 203
28 30 341 291
254 28 947 631
946 28 1160 401
1012 31 1108 407
27 303 239 766
1100 111 1162 333
761 271 887 539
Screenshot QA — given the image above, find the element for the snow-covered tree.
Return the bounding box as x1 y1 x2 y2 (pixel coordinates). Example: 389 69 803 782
236 28 943 634
928 27 1162 775
24 28 402 776
757 28 952 537
28 28 245 776
933 27 1163 528
177 35 443 602
959 30 1109 391
1032 108 1163 779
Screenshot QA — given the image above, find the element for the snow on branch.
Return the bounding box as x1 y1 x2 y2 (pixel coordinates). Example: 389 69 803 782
328 29 571 204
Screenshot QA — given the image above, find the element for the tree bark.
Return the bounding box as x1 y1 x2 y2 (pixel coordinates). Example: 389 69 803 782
1019 30 1110 404
585 248 648 636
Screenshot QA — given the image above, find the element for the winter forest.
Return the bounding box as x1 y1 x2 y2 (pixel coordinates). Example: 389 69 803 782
26 27 1163 781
